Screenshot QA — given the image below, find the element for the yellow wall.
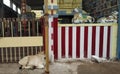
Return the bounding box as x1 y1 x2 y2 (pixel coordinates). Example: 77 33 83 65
58 0 82 12
111 24 118 58
0 36 43 47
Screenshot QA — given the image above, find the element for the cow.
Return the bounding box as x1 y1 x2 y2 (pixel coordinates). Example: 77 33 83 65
19 51 46 69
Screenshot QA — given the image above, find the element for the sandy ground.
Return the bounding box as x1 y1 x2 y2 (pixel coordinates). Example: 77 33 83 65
0 61 80 74
77 61 120 74
0 60 120 74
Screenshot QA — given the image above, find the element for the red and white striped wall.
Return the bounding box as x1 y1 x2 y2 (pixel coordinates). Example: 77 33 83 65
49 22 118 60
57 25 112 59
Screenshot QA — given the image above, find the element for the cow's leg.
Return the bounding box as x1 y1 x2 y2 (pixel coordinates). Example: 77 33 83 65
37 64 44 69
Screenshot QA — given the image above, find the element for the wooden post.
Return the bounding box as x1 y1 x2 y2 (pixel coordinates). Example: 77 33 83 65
44 0 49 73
44 0 48 13
44 14 49 73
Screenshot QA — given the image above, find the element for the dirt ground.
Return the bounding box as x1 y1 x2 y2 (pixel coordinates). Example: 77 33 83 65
77 62 120 74
0 60 120 74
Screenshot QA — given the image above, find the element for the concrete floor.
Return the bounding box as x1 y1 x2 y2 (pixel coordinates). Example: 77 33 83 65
0 60 120 74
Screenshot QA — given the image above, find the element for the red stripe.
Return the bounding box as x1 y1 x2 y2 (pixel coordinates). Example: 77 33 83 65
61 27 65 58
84 27 88 58
53 18 58 59
76 27 80 58
51 34 53 39
51 22 54 27
99 26 104 57
51 45 54 51
69 27 72 58
107 26 111 58
92 26 96 55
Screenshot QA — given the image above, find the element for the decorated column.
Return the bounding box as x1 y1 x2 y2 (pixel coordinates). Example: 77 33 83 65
47 0 59 60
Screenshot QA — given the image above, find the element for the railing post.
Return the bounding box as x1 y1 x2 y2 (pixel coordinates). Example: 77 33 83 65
117 0 120 59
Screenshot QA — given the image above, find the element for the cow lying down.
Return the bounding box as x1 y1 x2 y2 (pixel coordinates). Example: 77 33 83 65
19 52 46 69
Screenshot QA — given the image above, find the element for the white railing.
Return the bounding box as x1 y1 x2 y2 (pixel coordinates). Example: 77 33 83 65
49 23 118 60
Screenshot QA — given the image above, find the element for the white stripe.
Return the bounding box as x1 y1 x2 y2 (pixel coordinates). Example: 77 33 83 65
72 27 77 59
80 27 84 59
87 27 92 58
95 27 100 57
110 27 112 58
48 18 51 59
10 47 12 62
1 48 3 62
50 17 53 34
51 5 53 9
49 17 53 59
65 27 69 58
6 48 8 62
58 27 62 59
103 26 108 58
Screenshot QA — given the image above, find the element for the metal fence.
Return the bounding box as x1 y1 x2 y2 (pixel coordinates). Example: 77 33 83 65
0 46 42 63
0 18 44 63
0 18 43 37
